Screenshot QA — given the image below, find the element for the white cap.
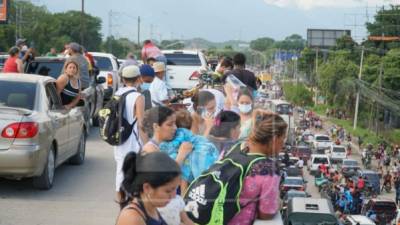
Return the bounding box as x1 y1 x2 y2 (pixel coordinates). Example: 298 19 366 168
122 65 141 78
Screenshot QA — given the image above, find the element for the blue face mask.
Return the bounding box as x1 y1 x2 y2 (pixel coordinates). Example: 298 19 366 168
140 82 151 91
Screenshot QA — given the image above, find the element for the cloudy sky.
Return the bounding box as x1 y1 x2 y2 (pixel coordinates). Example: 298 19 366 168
33 0 399 42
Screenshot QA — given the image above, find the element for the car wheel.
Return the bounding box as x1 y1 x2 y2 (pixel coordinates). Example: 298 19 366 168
69 132 86 165
33 146 55 190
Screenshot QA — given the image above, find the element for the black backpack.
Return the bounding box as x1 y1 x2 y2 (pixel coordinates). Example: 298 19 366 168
184 144 270 225
98 89 139 146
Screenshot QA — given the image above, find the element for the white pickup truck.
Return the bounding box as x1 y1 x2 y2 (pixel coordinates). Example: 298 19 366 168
312 134 332 154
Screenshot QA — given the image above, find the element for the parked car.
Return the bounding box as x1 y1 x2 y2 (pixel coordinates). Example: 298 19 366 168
361 198 397 225
0 74 87 189
283 197 339 225
353 170 381 195
343 215 375 225
90 52 120 100
25 56 105 128
308 154 331 175
339 159 360 178
330 145 347 163
313 134 332 154
162 50 208 92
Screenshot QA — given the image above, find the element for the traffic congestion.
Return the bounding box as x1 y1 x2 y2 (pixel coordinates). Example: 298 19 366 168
1 38 400 225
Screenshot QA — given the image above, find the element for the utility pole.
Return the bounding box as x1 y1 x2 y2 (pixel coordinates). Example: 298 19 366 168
108 10 113 53
150 24 153 40
353 46 365 130
138 16 140 46
15 2 18 42
80 0 85 45
314 48 319 105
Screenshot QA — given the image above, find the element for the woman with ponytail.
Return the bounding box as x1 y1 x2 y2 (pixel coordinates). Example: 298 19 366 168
116 151 181 225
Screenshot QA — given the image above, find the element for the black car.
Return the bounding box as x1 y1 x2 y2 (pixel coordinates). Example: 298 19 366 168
25 57 105 130
352 170 381 195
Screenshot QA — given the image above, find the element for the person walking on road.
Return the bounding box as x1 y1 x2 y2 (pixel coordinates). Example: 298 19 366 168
116 151 180 225
2 47 23 73
114 65 145 200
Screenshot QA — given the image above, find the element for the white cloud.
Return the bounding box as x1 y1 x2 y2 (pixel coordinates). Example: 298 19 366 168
264 0 400 10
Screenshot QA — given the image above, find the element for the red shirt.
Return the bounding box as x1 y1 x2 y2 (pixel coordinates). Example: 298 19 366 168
141 43 162 60
358 179 365 189
3 56 19 73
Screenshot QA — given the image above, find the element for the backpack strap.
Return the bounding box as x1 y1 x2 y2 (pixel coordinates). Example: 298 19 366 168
118 89 141 146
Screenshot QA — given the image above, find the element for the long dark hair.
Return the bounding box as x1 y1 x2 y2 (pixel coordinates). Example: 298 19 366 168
209 111 240 138
119 151 181 209
142 106 175 137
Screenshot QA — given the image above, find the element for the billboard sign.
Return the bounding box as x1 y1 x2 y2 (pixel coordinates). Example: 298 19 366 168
307 29 351 48
0 0 9 24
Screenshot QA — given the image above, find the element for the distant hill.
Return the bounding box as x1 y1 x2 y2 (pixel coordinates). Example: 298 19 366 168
183 38 250 50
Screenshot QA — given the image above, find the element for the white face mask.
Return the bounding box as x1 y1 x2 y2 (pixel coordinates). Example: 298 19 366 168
238 103 252 114
201 109 219 119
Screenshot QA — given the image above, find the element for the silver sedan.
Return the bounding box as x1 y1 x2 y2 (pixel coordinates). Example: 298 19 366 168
0 73 87 190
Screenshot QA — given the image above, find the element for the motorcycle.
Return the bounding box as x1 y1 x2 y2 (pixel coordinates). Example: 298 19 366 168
383 182 392 193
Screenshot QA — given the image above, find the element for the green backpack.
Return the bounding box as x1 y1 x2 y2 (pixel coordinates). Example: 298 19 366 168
184 143 268 225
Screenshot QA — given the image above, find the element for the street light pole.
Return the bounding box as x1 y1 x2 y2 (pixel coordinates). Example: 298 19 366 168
80 0 85 45
353 47 365 130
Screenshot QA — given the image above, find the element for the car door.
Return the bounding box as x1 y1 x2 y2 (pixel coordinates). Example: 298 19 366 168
67 104 84 157
45 82 70 163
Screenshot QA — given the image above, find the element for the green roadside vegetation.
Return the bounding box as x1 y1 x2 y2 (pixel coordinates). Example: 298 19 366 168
309 105 400 146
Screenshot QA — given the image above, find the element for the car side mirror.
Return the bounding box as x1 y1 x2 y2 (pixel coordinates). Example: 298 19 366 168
96 77 106 84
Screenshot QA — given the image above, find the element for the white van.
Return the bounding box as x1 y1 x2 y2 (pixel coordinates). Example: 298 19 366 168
308 154 331 175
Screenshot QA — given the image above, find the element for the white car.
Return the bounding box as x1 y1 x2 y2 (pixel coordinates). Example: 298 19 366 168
330 145 347 163
312 134 332 154
308 154 331 175
90 52 120 101
343 215 375 225
162 50 208 91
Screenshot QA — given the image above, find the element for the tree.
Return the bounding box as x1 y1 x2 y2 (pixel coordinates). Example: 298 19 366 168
249 37 275 52
274 34 306 51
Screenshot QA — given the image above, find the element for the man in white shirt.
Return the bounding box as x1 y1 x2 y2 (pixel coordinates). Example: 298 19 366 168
149 62 169 106
296 157 304 169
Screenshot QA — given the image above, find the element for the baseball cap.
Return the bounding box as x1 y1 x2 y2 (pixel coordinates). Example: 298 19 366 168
122 65 141 78
153 62 166 73
140 64 155 77
68 42 81 53
16 38 27 46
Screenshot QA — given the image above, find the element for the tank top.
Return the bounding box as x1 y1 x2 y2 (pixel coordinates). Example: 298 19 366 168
126 200 168 225
3 56 19 73
61 78 81 105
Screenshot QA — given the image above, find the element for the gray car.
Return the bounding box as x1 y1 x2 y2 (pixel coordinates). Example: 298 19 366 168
0 74 87 190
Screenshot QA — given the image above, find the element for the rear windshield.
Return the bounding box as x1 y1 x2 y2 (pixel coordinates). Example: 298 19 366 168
290 215 338 225
26 61 64 79
276 104 293 115
343 160 358 166
333 147 346 153
0 81 36 110
316 136 330 141
284 179 303 186
165 53 202 66
94 56 113 71
313 157 328 164
298 147 311 153
365 174 380 181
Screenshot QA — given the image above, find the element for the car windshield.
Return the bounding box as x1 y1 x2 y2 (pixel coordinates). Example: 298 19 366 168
165 53 202 66
276 104 293 115
333 147 346 153
314 157 328 164
94 56 113 71
0 81 36 110
26 61 64 79
287 192 307 199
343 160 358 166
364 174 379 181
316 136 330 141
284 178 303 186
